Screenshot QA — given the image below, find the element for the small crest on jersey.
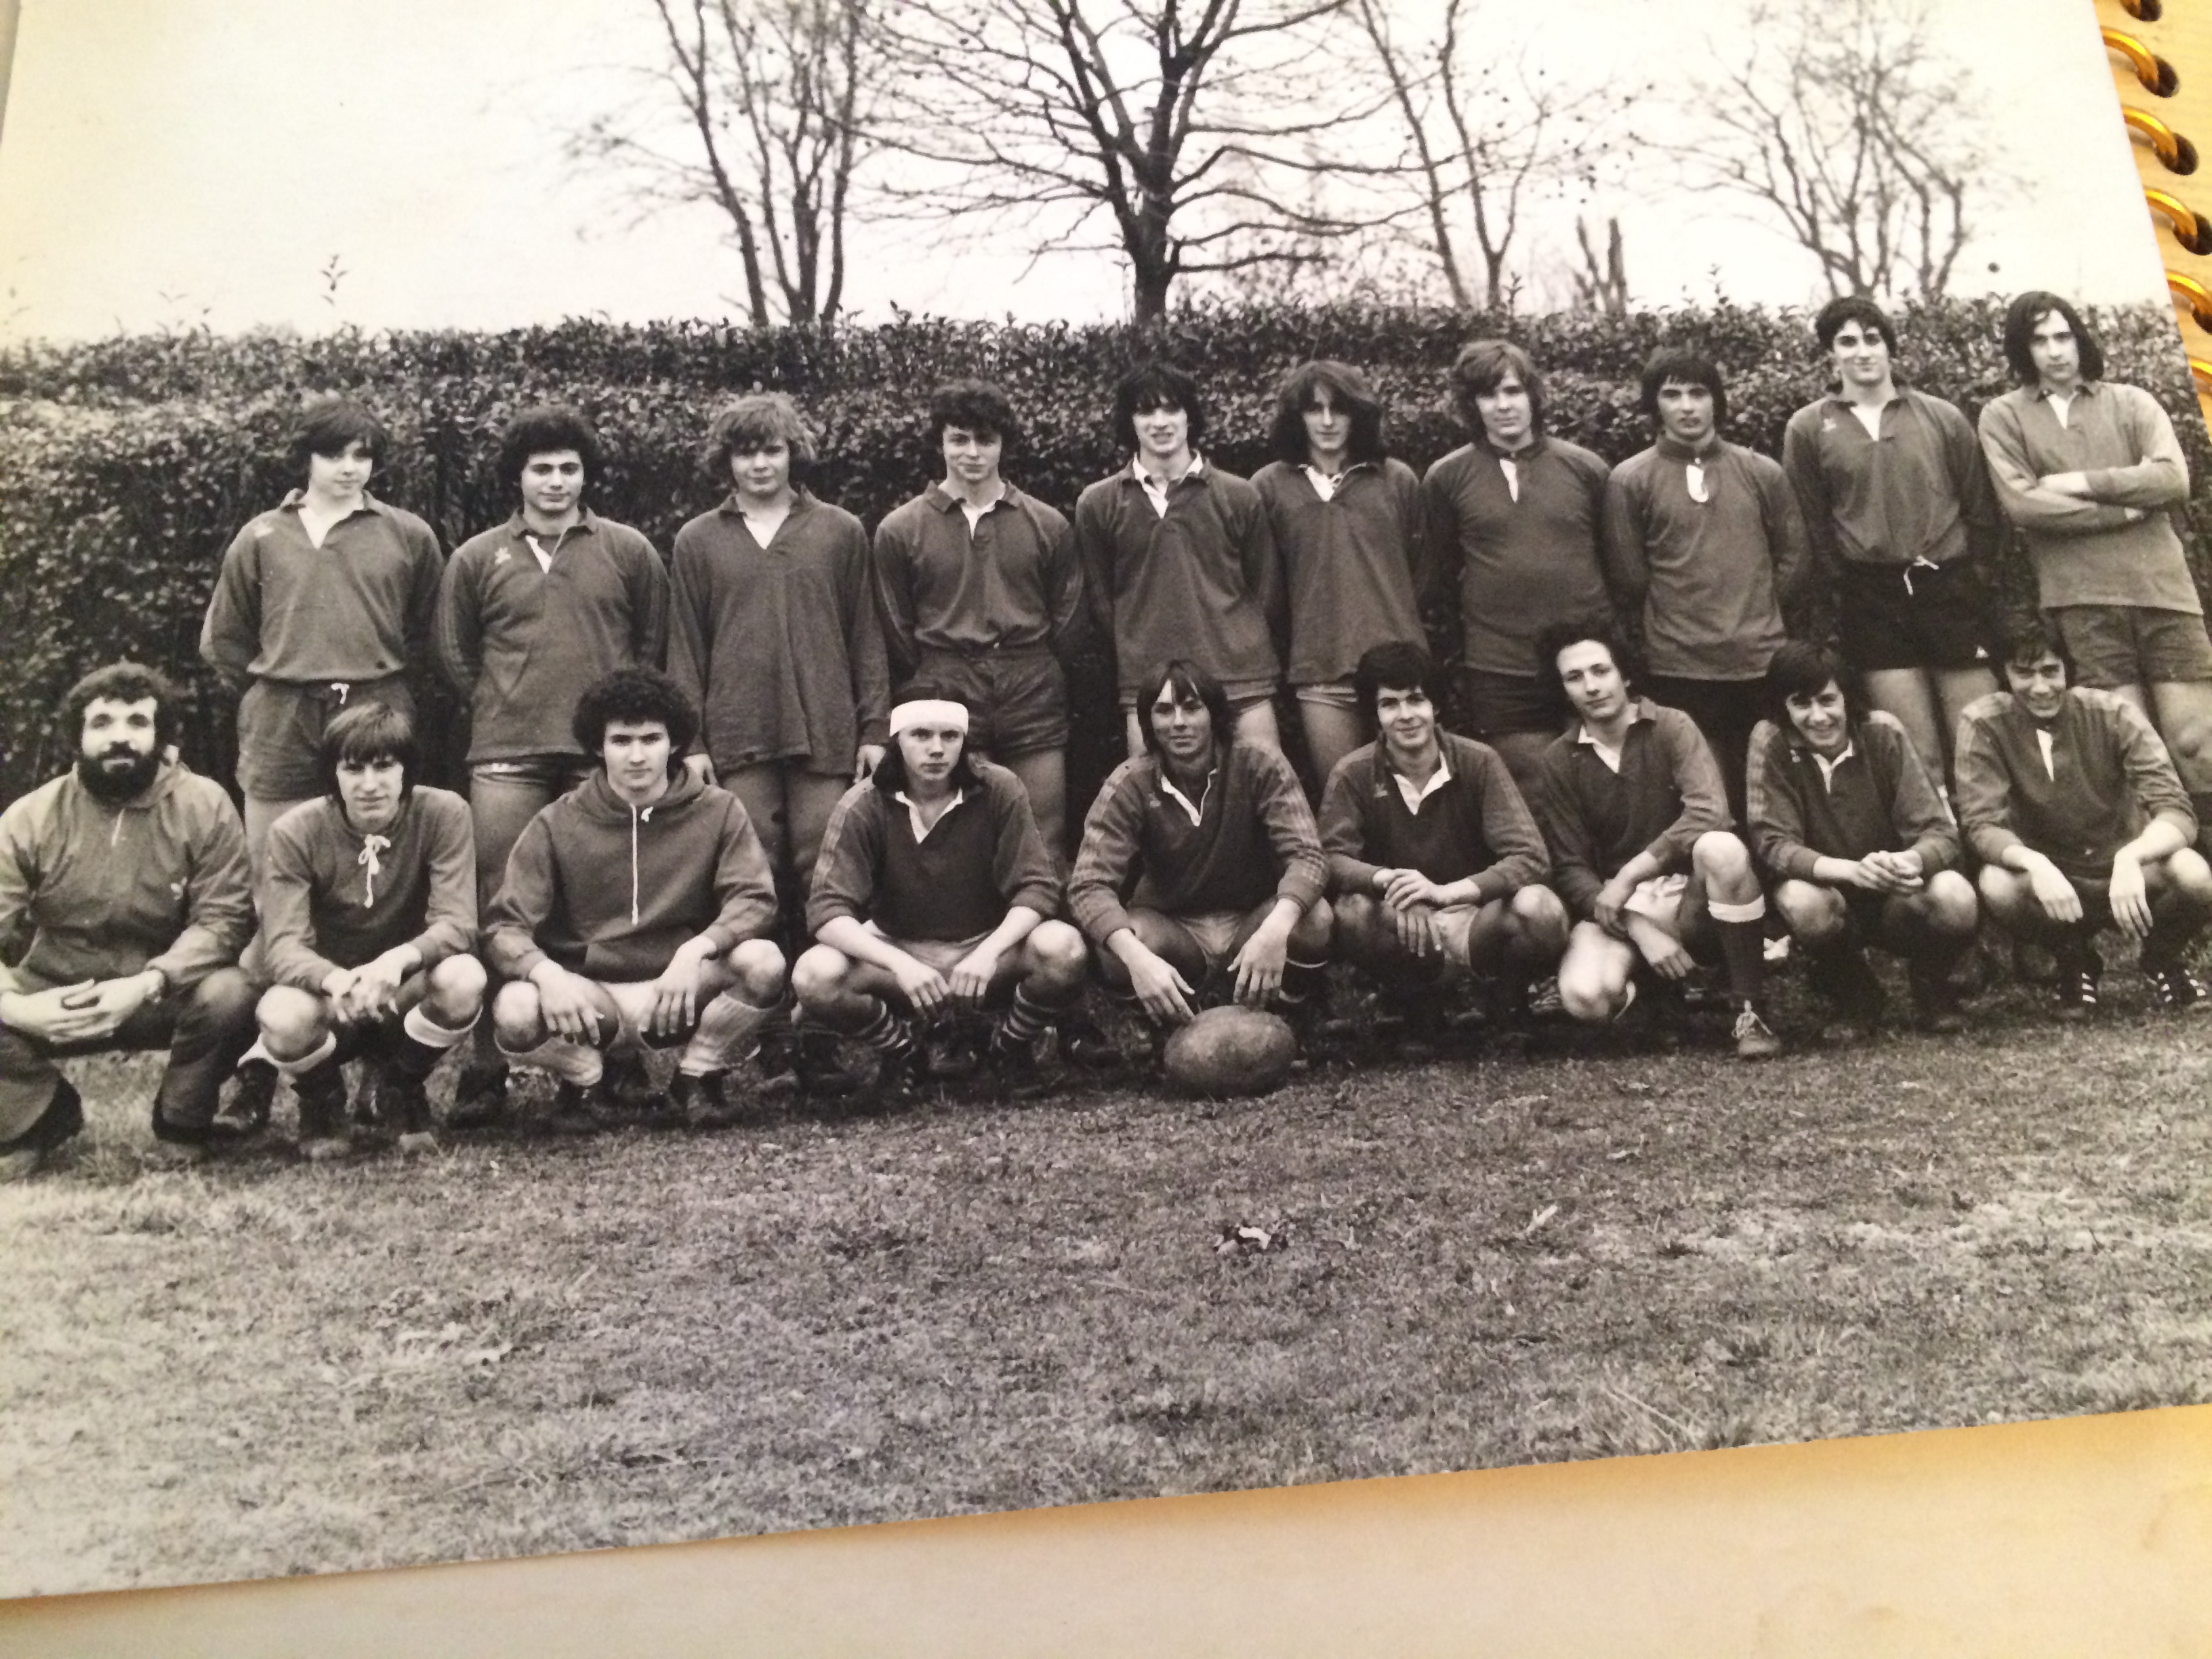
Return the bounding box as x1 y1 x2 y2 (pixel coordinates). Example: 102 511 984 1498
169 880 186 897
493 548 513 566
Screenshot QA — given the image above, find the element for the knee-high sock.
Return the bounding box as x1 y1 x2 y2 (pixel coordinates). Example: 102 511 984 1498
678 991 777 1078
391 1004 478 1080
1707 893 1767 1004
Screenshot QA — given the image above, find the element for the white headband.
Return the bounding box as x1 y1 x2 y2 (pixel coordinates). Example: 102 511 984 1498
889 699 970 737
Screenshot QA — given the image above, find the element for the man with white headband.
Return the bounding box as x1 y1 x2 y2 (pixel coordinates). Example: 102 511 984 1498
794 681 1087 1101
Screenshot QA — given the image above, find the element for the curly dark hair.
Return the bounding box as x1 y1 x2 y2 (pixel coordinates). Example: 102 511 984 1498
63 661 182 752
926 380 1022 463
496 404 605 498
1352 640 1437 723
1811 295 1898 356
571 668 700 763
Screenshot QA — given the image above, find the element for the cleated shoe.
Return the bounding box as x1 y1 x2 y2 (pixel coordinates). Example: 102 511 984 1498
545 1079 615 1136
217 1059 279 1139
754 1022 803 1098
2148 964 2209 1012
293 1065 352 1162
379 1071 439 1155
1057 1009 1122 1071
989 1031 1056 1103
796 1027 865 1098
445 1063 510 1130
1732 1002 1783 1060
2052 966 2100 1023
1908 963 1966 1034
922 1023 983 1082
670 1069 743 1130
601 1050 660 1114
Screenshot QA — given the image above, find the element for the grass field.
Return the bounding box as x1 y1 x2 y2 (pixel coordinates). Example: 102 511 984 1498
5 972 2211 1597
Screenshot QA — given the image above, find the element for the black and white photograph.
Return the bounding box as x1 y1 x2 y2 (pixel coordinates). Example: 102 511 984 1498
3 0 2209 1599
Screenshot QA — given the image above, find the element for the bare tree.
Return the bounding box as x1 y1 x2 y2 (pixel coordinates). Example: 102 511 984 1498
870 0 1391 326
1349 0 1628 312
1571 217 1629 317
1673 0 1991 300
571 0 881 326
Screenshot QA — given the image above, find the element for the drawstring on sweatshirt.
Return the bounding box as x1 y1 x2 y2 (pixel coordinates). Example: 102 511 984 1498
358 834 390 907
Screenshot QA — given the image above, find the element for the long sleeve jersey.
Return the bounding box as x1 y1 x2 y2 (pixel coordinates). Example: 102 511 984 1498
435 510 670 762
1250 458 1426 686
870 483 1084 677
200 492 444 689
260 788 476 991
1073 462 1284 700
1532 700 1732 916
1975 382 2199 614
1605 438 1811 680
1318 734 1549 900
1781 386 2002 573
0 760 253 993
1418 436 1622 678
666 491 891 775
486 769 779 983
1068 741 1326 944
1953 687 2195 880
808 762 1063 943
1742 713 1958 881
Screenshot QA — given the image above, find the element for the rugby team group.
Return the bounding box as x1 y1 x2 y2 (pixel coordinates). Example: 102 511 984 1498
3 287 2209 1176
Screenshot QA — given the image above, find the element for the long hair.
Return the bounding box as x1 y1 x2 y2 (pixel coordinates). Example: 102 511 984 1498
874 678 983 796
1447 340 1546 438
1134 658 1236 760
699 393 819 486
1267 360 1387 467
1763 640 1863 731
2001 291 2106 385
316 701 419 803
1111 361 1208 453
286 398 388 476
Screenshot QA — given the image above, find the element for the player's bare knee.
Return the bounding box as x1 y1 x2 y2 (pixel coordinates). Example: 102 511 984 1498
1922 869 1980 935
1774 880 1845 943
1692 831 1755 894
1026 921 1090 994
255 985 327 1061
491 980 544 1048
726 938 787 1004
790 944 853 1012
1511 884 1570 951
427 953 488 1019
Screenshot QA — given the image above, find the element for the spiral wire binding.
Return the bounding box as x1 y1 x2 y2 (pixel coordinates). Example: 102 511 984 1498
2108 3 2212 386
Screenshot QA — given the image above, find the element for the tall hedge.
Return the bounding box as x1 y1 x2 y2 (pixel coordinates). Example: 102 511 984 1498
3 298 2205 808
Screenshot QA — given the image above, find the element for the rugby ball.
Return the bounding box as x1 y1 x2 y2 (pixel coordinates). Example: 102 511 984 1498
1162 1006 1298 1098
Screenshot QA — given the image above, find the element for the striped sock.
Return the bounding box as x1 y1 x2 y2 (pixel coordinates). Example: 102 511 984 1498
851 998 911 1057
996 987 1054 1048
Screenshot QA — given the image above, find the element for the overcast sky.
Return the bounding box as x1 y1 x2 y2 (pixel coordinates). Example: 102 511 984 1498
0 0 2173 341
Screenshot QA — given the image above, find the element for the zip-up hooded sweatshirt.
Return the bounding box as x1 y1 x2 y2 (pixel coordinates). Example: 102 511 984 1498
485 769 777 983
0 759 253 991
260 787 477 992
